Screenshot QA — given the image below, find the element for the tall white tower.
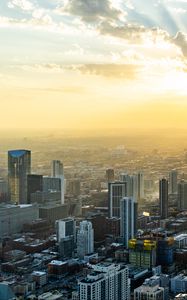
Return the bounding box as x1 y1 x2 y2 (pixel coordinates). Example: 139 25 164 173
77 220 94 259
51 160 65 204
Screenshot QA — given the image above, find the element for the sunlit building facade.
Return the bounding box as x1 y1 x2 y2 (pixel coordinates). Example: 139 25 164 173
51 160 65 205
8 150 31 204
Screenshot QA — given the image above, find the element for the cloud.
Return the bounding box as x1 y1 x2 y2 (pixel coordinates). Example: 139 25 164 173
8 0 34 11
0 15 59 30
7 0 55 28
99 21 147 42
172 32 187 57
77 63 139 79
99 21 169 43
27 86 86 94
62 0 122 22
21 64 65 72
20 63 139 79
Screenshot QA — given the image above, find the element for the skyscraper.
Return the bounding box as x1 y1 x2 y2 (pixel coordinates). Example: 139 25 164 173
56 218 76 258
51 160 63 178
77 220 94 259
136 172 144 203
8 150 31 204
169 170 178 194
120 197 138 248
56 218 75 243
106 168 115 183
27 174 43 204
51 160 65 205
177 180 187 211
43 176 61 192
108 182 127 218
79 263 130 300
120 172 144 203
159 178 169 219
120 173 133 197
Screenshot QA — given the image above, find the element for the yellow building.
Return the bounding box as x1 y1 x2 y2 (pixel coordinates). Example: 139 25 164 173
129 239 157 269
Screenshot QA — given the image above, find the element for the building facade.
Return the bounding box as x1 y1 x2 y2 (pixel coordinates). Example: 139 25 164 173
77 220 94 259
0 204 39 238
27 174 43 204
51 160 65 205
120 197 137 248
159 178 168 219
8 150 31 204
134 278 164 300
108 182 127 218
178 180 187 211
169 170 178 194
79 263 130 300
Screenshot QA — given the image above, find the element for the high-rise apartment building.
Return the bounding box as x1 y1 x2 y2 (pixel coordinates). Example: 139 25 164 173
79 263 130 300
169 170 178 194
120 197 138 248
51 160 65 205
136 172 144 203
178 180 187 211
8 150 31 204
108 182 127 218
77 220 94 259
120 174 134 198
120 172 144 203
159 178 168 219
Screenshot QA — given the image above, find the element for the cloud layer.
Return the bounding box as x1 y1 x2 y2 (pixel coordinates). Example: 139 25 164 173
63 0 121 22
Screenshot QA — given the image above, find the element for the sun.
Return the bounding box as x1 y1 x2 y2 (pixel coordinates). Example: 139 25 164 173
162 70 187 95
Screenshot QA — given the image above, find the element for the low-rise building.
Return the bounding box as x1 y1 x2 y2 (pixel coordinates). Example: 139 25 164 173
31 271 47 287
134 278 165 300
171 274 187 294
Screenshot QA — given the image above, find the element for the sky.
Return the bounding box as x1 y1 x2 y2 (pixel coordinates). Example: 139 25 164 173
0 0 187 131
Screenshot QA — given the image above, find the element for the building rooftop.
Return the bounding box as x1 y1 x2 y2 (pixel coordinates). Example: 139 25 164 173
49 260 67 266
175 234 187 241
8 149 30 157
32 271 46 276
38 292 63 300
0 282 16 300
172 274 187 281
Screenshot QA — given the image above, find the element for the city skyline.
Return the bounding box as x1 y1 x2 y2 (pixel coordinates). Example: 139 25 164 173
0 0 187 131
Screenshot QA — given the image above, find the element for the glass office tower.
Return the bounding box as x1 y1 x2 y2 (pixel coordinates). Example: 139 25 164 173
8 150 31 204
